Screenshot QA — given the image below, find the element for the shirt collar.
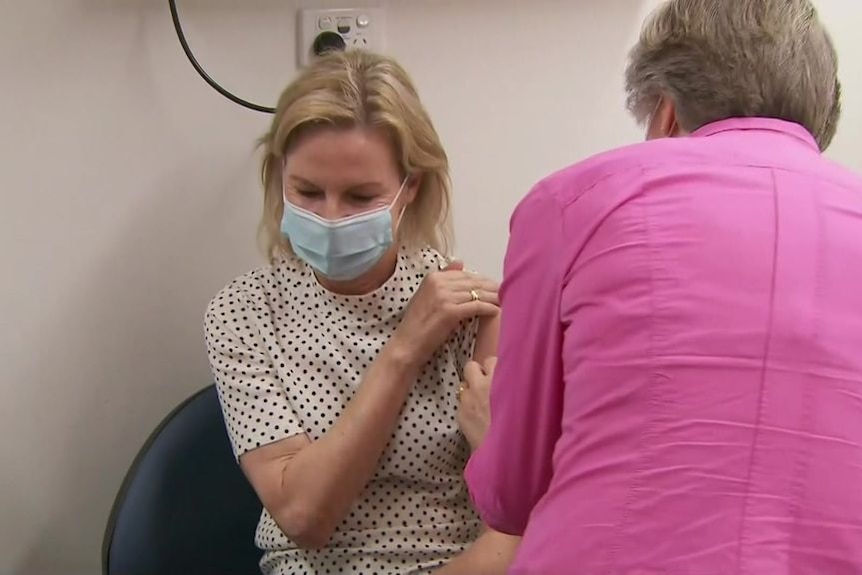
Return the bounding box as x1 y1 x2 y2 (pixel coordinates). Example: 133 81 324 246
690 117 820 151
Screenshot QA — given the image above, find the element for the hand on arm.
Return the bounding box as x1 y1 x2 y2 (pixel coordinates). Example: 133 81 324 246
447 359 521 575
449 282 500 449
215 263 500 549
464 189 566 535
456 358 495 452
447 311 521 574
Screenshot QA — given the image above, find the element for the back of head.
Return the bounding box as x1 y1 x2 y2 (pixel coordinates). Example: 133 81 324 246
258 50 452 262
625 0 842 150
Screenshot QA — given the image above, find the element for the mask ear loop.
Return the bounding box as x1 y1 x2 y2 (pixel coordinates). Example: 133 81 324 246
645 97 662 139
392 175 411 230
646 96 679 139
281 159 291 205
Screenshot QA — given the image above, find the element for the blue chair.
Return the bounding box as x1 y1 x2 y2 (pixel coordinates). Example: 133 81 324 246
103 385 263 575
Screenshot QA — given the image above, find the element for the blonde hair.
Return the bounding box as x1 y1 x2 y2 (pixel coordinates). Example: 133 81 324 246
258 50 453 262
625 0 842 150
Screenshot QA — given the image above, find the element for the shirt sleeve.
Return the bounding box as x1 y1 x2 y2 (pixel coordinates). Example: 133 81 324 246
464 185 566 535
204 282 305 460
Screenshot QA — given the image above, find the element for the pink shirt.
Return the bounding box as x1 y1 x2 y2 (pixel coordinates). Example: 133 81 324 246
466 118 862 574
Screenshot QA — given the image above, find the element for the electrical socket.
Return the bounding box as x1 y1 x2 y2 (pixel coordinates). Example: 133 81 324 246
297 8 386 68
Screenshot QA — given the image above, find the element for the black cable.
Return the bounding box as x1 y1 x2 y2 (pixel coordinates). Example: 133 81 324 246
169 0 276 114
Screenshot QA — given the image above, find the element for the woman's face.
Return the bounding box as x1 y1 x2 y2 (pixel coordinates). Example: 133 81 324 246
283 127 416 221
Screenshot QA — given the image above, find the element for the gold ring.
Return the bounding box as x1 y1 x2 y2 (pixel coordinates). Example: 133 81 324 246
457 383 468 399
470 289 480 303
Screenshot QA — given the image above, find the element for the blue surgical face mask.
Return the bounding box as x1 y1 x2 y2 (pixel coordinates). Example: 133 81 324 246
280 177 408 281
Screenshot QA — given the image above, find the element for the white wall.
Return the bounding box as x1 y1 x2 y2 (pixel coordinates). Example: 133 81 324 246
1 1 859 573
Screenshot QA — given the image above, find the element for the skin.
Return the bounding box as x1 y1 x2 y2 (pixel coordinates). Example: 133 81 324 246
645 96 688 140
239 126 519 572
457 357 497 452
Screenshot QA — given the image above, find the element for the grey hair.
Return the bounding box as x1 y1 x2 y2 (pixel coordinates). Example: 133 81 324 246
625 0 842 150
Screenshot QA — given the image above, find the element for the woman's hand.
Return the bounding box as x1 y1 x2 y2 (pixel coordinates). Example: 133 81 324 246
389 261 499 369
457 357 496 451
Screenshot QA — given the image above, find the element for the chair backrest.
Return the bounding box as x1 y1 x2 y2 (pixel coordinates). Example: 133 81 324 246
103 385 263 575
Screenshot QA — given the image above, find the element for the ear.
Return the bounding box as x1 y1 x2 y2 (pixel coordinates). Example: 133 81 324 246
646 97 682 140
403 173 421 205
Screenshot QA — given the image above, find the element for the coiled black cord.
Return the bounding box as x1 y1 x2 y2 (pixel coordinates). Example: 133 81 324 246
168 0 276 114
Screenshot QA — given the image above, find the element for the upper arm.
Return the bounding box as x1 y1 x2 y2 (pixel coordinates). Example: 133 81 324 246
204 285 306 461
464 188 566 535
205 288 315 526
472 314 500 364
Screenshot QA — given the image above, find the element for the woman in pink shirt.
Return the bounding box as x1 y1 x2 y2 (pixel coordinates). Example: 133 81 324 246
462 0 862 573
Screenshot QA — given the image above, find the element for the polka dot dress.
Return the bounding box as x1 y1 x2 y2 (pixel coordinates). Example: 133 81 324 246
204 247 481 575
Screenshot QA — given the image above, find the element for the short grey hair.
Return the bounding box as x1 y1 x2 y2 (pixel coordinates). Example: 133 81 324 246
625 0 842 150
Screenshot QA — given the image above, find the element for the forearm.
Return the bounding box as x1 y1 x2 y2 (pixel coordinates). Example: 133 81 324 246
274 342 417 545
466 190 564 534
433 529 520 575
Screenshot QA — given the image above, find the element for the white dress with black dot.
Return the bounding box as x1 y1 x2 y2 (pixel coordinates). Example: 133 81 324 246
204 247 481 575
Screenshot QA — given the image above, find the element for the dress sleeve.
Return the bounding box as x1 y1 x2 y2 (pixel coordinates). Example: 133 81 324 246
204 281 305 460
464 186 566 535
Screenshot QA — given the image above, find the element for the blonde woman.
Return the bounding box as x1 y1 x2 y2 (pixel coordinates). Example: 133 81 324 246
465 0 862 573
204 50 518 574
